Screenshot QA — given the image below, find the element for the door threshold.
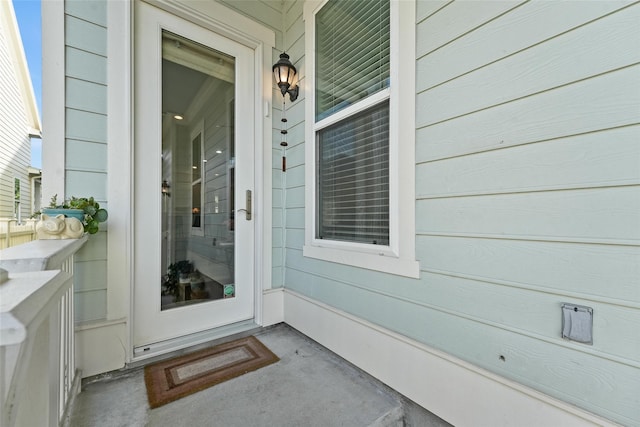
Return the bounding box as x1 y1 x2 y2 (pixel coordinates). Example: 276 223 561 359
132 319 259 363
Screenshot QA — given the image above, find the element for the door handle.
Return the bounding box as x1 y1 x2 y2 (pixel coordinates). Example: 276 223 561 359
237 190 252 220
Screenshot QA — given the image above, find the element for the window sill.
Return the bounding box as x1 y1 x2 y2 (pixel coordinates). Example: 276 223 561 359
303 244 420 278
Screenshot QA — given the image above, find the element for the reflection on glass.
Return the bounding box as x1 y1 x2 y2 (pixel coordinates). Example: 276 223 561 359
160 30 236 310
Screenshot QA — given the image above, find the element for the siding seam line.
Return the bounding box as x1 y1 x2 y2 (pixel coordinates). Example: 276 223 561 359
415 231 640 247
416 124 640 164
416 0 529 59
416 2 639 92
417 63 640 129
64 44 107 60
64 13 107 30
416 181 640 200
415 0 454 25
420 267 640 310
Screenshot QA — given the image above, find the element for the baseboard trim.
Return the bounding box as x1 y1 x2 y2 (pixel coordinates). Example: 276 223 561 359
75 319 127 378
283 289 618 427
262 287 284 327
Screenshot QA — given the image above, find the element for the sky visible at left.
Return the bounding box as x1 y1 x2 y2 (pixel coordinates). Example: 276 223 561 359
13 0 42 168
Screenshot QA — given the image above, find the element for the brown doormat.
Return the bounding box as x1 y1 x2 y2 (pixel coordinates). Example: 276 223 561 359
144 336 279 408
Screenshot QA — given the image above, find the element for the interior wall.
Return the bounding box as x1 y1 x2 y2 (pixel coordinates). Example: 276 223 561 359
185 82 236 282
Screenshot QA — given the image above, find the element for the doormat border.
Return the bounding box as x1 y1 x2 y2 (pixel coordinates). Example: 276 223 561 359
144 335 279 408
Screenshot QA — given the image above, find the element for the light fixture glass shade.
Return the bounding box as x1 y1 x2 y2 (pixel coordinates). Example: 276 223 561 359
273 52 297 97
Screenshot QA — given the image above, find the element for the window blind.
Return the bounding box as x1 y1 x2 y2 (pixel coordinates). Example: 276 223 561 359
315 0 390 121
317 101 389 245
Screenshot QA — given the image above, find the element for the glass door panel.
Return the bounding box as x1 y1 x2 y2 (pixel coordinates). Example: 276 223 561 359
160 31 236 310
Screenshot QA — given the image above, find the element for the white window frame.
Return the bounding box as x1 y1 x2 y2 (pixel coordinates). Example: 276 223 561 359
303 0 419 278
190 120 205 236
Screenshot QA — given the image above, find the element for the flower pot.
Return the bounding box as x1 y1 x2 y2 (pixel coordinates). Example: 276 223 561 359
42 208 84 222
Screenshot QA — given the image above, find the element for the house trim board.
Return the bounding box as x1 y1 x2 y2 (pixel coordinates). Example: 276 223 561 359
283 289 621 427
41 0 65 201
107 0 133 334
262 287 285 327
75 319 128 378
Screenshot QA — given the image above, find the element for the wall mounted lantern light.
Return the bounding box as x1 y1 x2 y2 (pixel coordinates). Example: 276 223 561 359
273 52 299 102
273 52 299 172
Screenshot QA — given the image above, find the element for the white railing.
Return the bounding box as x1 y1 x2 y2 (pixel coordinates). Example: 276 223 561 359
0 219 37 249
58 256 75 421
0 236 87 426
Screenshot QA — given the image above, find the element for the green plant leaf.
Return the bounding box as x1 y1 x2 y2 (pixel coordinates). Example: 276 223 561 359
87 220 99 234
94 209 108 222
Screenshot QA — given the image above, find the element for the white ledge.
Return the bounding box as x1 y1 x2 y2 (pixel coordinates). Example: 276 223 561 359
0 236 88 272
0 269 72 346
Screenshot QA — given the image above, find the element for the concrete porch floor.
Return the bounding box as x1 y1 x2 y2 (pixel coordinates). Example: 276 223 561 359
66 324 452 426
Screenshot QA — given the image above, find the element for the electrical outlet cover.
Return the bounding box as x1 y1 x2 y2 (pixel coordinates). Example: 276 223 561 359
561 303 593 344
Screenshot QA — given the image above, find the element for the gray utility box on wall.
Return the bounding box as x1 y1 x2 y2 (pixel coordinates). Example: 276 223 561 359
561 303 593 345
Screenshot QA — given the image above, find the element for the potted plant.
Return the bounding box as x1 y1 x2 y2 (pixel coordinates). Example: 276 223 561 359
41 194 108 234
162 260 193 300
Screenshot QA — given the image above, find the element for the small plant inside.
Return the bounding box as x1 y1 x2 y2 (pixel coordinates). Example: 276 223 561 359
162 260 193 299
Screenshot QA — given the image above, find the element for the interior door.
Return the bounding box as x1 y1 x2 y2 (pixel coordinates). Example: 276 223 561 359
133 1 255 353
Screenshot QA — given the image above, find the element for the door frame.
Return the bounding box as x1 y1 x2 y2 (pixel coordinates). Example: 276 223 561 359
107 0 275 363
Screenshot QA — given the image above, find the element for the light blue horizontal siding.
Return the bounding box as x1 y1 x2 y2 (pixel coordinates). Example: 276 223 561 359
74 259 108 292
416 127 640 198
66 78 107 114
416 235 640 304
65 15 106 56
66 139 107 173
66 47 107 85
65 0 107 27
75 290 107 322
65 109 107 143
279 1 640 425
416 187 640 242
65 170 107 201
65 0 109 323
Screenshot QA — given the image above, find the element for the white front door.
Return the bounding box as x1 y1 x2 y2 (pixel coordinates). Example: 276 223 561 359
133 1 255 354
